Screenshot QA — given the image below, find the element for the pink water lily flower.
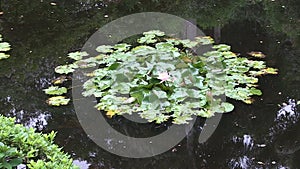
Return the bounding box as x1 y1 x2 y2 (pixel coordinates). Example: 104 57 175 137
157 72 175 83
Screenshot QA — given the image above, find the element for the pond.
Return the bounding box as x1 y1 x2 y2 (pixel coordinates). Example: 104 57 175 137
0 0 299 168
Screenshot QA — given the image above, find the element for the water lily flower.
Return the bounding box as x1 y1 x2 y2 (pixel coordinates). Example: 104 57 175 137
157 72 175 83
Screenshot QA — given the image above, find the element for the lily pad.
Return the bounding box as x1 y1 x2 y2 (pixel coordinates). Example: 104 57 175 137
43 86 67 95
263 67 278 74
46 96 70 106
213 44 231 51
143 30 165 36
0 53 10 60
221 102 235 112
249 88 262 96
55 64 77 74
67 51 89 60
114 43 131 52
247 51 266 58
96 45 114 53
0 42 11 51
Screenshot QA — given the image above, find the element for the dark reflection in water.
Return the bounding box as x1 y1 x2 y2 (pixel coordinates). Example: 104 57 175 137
0 0 299 168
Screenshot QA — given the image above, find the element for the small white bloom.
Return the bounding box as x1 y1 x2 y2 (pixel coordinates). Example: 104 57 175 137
157 72 171 83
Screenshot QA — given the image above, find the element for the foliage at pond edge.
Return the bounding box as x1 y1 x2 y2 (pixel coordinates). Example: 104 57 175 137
46 30 278 124
0 115 79 169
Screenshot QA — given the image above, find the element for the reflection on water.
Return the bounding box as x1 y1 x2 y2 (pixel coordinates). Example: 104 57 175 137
229 156 252 169
228 99 299 168
243 135 254 151
73 159 91 169
277 99 298 119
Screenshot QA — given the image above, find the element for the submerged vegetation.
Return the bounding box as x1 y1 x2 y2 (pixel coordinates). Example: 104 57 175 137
46 30 277 124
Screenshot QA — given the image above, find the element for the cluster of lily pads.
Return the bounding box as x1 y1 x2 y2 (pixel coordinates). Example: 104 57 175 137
0 34 11 60
45 30 277 124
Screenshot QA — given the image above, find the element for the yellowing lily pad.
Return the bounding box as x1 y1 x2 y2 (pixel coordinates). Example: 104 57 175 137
263 67 278 74
247 51 266 58
46 96 70 106
51 75 69 85
0 53 10 60
106 110 118 118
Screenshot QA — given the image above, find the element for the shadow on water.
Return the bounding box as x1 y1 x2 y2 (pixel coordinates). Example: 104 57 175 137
0 0 299 168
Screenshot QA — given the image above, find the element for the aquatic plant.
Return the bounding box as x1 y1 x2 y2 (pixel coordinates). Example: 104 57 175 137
47 30 277 124
0 34 11 60
0 115 79 169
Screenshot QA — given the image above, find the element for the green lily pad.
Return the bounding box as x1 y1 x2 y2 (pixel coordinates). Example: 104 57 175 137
249 88 262 96
137 34 157 44
213 44 231 51
143 30 165 36
114 43 131 52
55 64 77 74
221 102 235 112
67 51 89 60
96 45 114 53
46 96 70 106
0 53 10 60
195 36 214 45
43 86 67 95
0 42 11 51
180 39 198 48
263 67 278 74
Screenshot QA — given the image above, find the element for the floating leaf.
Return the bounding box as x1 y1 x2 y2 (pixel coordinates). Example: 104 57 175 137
247 60 266 69
96 45 113 53
250 88 262 96
46 96 70 106
243 99 254 104
123 97 136 104
43 86 67 95
0 42 11 51
0 53 10 60
165 38 181 45
137 34 157 44
106 110 118 118
173 115 193 124
143 30 165 36
180 39 198 48
155 42 177 51
54 64 77 74
67 51 88 60
263 67 278 74
213 44 231 51
51 75 69 85
222 51 237 58
195 36 214 45
114 43 131 52
221 102 235 112
247 51 266 58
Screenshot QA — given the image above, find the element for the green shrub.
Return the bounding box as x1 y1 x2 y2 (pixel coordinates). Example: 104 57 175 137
0 115 79 169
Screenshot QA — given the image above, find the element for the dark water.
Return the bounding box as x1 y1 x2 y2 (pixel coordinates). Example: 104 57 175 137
0 0 299 168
